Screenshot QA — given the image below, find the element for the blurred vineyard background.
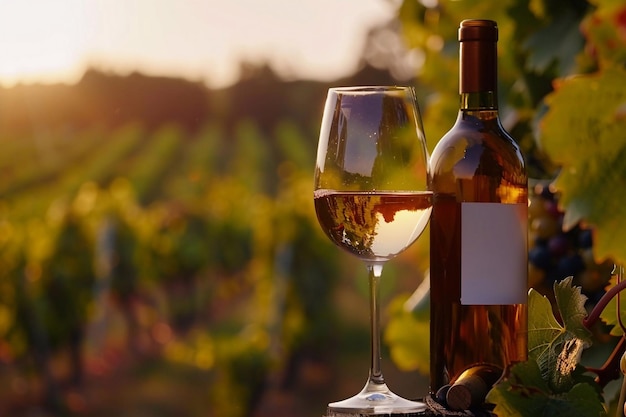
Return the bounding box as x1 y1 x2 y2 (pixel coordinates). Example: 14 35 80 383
0 39 431 416
1 0 626 416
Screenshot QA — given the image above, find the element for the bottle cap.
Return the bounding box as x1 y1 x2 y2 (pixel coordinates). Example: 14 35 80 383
459 19 498 42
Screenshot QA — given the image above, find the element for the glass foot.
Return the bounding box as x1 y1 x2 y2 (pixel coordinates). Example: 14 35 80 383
328 382 426 415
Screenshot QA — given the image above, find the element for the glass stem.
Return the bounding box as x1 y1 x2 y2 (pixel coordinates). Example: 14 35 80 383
368 263 385 386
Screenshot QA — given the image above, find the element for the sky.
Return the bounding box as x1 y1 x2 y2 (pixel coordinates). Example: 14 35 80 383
0 0 398 88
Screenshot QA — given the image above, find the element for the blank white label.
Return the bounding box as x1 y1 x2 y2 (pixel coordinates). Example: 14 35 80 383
461 202 527 305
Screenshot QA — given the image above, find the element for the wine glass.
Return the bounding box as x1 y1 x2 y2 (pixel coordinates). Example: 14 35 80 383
314 86 431 414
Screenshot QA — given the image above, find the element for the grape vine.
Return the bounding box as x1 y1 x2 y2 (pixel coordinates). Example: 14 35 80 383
0 116 336 416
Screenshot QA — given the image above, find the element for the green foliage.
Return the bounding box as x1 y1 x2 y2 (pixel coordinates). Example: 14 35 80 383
162 123 223 202
536 2 626 265
582 1 626 68
527 278 592 391
209 328 272 417
540 66 626 264
488 360 605 417
40 210 95 349
384 296 429 376
0 110 340 416
274 120 314 170
230 120 274 193
487 279 605 416
126 123 183 202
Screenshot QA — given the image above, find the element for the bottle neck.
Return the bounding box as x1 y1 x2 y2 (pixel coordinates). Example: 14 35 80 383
459 33 498 112
459 39 498 116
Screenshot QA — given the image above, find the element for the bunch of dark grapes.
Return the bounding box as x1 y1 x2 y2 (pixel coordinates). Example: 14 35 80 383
528 180 614 304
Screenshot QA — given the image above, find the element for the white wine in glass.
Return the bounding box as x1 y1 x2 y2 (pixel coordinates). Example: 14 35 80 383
314 86 431 414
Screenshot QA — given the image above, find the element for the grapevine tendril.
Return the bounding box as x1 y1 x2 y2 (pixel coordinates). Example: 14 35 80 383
583 277 626 330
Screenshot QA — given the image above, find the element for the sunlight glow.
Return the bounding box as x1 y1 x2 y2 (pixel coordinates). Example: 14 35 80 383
0 0 89 85
0 0 396 88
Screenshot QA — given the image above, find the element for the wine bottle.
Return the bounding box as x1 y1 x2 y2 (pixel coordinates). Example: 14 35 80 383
429 19 528 396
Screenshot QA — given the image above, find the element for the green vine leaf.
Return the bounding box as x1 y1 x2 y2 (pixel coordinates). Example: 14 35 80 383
553 277 593 344
489 279 603 415
527 287 566 364
528 278 592 391
581 3 626 67
487 277 606 417
524 8 585 74
539 66 626 265
487 361 606 417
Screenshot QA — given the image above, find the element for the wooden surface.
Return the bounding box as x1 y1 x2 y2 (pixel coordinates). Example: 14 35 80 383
324 395 495 417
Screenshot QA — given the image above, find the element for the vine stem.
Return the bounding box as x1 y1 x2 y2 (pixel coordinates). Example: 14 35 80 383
582 276 626 389
616 371 626 417
583 278 626 329
586 336 625 388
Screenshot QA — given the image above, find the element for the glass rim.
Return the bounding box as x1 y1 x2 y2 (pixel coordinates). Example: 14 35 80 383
329 85 414 94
